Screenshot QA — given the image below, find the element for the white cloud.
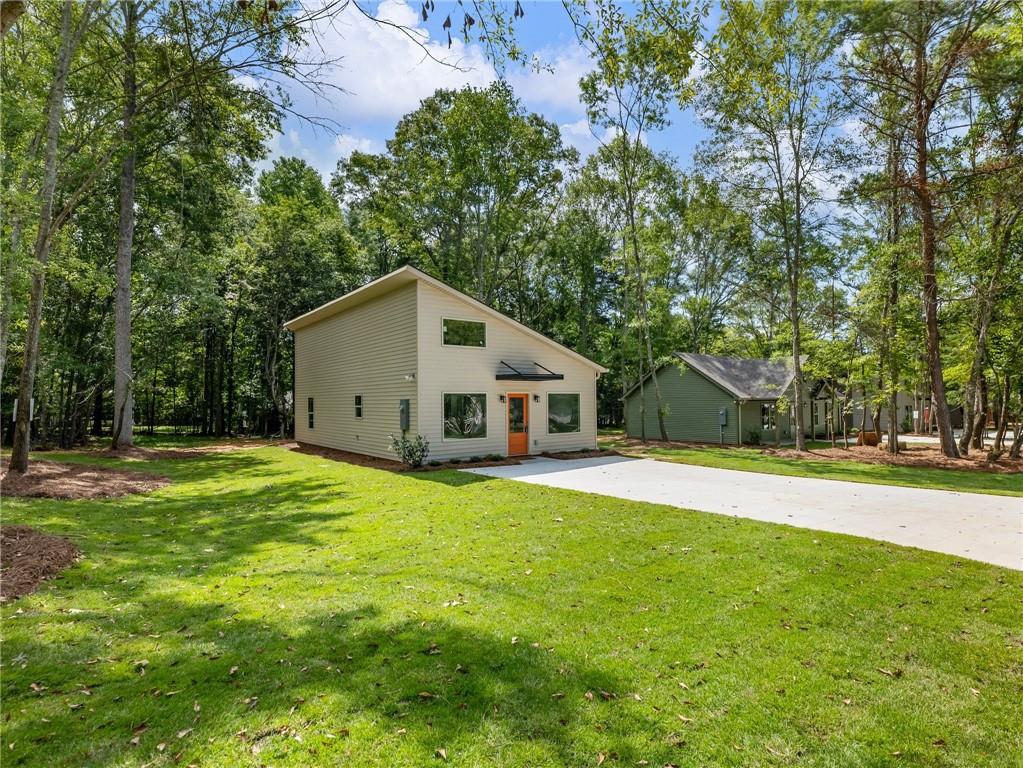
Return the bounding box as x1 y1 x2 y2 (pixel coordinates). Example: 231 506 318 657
507 44 592 113
305 0 497 123
334 133 382 158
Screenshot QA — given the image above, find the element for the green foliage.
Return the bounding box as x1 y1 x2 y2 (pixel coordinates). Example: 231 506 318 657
389 432 431 469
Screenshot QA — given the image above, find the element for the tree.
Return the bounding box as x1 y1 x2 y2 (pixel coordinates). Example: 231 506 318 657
335 82 576 320
843 0 1010 458
9 0 99 473
699 0 848 451
573 0 701 442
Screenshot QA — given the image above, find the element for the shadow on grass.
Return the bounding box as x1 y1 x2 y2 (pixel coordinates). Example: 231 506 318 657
2 596 666 766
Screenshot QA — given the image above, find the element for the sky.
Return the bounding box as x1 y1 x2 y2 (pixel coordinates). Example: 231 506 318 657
265 0 709 182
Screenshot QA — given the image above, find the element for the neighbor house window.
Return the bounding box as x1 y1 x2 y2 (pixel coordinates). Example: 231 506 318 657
761 403 776 431
354 394 363 418
307 397 314 429
443 393 487 439
443 318 486 347
548 393 581 434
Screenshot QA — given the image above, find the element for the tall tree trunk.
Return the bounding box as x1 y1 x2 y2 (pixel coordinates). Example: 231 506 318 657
624 160 668 442
992 373 1009 451
111 1 137 449
912 14 958 458
9 1 93 473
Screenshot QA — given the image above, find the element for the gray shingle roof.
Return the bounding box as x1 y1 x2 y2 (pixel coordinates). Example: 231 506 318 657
676 352 798 400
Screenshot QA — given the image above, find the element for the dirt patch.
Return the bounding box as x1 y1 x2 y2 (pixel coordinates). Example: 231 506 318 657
1 459 170 499
92 438 285 461
541 449 619 460
291 442 521 472
0 525 80 601
761 443 1023 473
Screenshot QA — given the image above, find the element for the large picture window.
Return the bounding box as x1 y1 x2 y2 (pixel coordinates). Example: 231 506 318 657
443 318 486 347
547 393 581 434
444 393 487 439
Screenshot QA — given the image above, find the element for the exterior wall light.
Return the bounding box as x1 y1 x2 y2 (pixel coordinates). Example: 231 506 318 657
532 394 540 403
498 394 506 403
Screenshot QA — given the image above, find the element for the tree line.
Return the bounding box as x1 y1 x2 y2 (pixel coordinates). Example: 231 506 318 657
2 0 1021 472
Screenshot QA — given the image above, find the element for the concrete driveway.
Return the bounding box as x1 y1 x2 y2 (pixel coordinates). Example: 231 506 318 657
464 456 1023 570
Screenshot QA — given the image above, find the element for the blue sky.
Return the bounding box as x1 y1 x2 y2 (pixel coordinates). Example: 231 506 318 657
267 0 709 181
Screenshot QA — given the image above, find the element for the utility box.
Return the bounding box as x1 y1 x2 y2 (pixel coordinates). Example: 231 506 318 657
718 407 728 426
398 399 410 432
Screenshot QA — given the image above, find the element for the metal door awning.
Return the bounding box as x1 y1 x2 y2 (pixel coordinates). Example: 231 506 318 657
496 361 564 381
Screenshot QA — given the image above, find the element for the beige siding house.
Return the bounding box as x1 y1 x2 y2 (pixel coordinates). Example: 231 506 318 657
286 266 607 461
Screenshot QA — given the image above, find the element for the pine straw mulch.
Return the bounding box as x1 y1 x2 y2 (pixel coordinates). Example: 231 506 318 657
761 443 1023 473
541 448 620 460
611 436 1022 474
0 525 80 601
0 459 170 499
290 442 522 472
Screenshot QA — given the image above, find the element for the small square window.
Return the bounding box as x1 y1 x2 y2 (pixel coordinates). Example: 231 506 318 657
307 397 315 429
355 395 363 419
443 318 486 347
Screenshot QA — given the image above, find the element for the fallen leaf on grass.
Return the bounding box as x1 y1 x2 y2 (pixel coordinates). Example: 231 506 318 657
435 747 447 760
177 728 193 739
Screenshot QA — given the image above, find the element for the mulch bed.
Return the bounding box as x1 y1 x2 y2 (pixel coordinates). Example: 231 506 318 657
761 443 1023 473
291 442 521 472
0 525 80 601
1 459 170 499
541 449 619 460
611 436 1021 474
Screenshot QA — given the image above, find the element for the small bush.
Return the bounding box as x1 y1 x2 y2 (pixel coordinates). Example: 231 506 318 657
485 454 503 462
388 433 430 469
428 460 442 467
448 457 462 464
987 448 1004 462
746 428 762 446
469 455 485 463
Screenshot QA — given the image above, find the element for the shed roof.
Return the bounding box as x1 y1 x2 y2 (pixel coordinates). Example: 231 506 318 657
284 265 607 373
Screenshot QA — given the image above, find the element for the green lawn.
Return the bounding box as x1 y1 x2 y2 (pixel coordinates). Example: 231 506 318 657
598 434 1023 497
2 445 1021 767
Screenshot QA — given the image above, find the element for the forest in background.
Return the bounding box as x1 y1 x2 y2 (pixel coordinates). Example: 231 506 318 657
2 0 1021 470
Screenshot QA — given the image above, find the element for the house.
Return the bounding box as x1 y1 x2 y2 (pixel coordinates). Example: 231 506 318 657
623 353 829 444
285 266 607 461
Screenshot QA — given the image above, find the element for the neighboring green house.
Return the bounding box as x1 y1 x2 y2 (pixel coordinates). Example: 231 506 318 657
623 353 806 445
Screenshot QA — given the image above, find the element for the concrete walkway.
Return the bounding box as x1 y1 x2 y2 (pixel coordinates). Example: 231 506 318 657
464 456 1023 570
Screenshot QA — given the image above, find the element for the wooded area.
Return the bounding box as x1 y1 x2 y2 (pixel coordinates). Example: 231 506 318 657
2 0 1021 472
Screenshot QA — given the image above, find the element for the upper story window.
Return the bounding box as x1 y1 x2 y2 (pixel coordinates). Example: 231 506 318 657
443 318 486 348
355 394 363 418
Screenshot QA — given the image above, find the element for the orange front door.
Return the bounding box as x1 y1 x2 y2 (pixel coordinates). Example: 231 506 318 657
507 394 528 455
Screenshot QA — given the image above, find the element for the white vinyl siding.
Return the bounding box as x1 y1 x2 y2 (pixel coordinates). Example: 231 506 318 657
293 282 418 459
417 281 598 460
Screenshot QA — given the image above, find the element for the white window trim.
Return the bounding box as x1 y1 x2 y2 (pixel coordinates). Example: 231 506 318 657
354 394 363 419
441 316 487 349
546 392 582 435
441 391 489 442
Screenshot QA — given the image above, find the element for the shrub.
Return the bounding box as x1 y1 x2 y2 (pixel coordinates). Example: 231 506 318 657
469 455 485 463
448 457 462 464
746 428 762 446
389 433 430 469
485 454 503 462
428 460 442 467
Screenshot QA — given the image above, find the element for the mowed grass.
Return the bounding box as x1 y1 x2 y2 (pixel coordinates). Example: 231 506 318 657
1 445 1021 767
599 434 1023 497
